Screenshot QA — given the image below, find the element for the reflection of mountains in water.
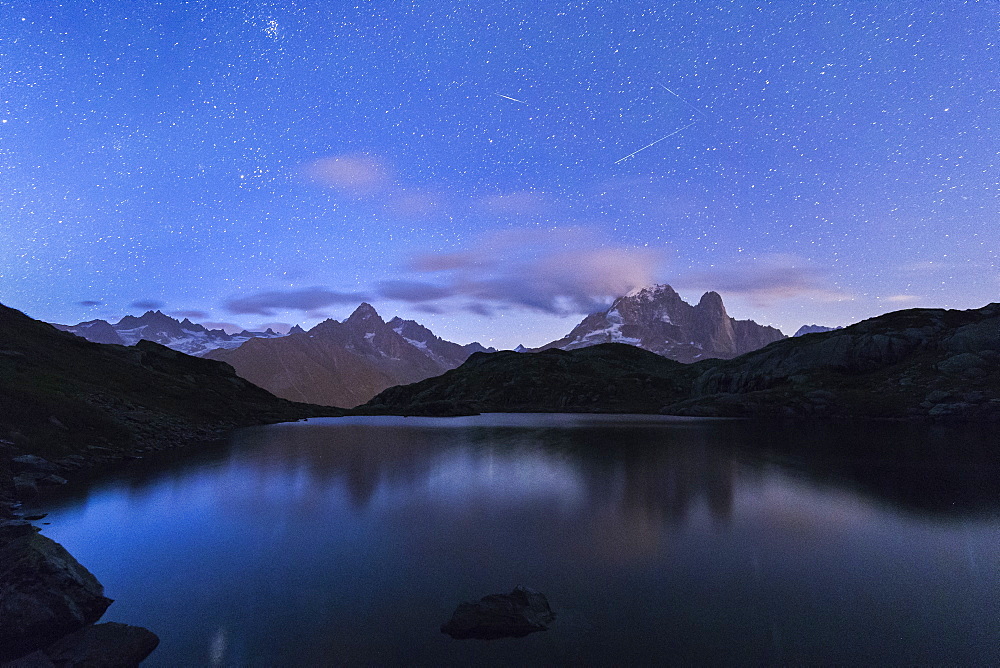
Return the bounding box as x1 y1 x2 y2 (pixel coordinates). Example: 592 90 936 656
234 418 1000 522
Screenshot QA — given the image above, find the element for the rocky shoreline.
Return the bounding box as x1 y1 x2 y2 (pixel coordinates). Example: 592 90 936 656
0 419 320 666
0 440 163 666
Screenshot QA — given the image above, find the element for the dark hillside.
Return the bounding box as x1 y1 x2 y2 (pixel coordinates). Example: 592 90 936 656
361 343 701 415
360 304 1000 421
0 303 340 460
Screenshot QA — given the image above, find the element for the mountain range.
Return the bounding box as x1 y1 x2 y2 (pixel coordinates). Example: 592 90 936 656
539 284 786 361
55 311 284 356
204 303 495 408
361 302 1000 421
53 285 790 408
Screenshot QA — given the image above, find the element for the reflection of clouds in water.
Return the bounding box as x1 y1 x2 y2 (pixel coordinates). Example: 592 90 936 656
422 449 586 508
584 507 663 565
209 627 228 666
213 418 743 569
745 477 879 538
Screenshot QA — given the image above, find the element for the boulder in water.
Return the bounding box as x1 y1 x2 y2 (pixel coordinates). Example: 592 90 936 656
441 586 555 639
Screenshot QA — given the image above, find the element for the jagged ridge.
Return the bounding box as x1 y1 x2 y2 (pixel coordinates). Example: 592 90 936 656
539 284 785 362
206 304 494 408
54 311 284 356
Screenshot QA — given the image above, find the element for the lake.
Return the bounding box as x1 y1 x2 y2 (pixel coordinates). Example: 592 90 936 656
27 415 1000 666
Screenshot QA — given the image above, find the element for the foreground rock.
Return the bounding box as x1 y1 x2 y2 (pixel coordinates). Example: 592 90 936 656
0 525 112 662
1 452 159 665
441 586 555 639
7 622 160 667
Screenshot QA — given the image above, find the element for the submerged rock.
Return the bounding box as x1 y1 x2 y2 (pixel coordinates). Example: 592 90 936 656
441 586 555 640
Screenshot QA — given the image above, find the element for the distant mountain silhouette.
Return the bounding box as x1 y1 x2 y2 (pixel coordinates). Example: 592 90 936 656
54 310 284 356
539 284 785 362
793 324 842 337
205 303 494 408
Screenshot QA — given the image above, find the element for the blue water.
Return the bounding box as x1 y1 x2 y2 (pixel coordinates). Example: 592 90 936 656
29 415 1000 666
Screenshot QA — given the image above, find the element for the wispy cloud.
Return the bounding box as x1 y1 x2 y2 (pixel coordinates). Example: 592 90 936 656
223 287 368 316
77 300 102 307
130 299 165 311
897 260 951 273
477 190 552 217
171 310 209 319
380 227 665 315
301 153 391 196
676 255 849 306
377 280 454 302
884 294 922 304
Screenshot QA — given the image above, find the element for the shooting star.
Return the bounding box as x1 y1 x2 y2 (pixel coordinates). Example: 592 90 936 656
496 93 529 104
614 121 697 164
658 83 710 119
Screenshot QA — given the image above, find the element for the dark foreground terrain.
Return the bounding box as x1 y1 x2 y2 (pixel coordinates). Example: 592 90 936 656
0 303 340 664
361 303 1000 420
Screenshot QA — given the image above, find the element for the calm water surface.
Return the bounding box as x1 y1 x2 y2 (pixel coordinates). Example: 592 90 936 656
29 415 1000 666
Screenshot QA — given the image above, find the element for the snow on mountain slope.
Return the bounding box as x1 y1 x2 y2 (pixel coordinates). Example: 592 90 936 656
55 310 285 356
539 284 786 363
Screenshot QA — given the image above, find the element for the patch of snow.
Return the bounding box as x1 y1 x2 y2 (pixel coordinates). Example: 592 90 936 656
402 335 427 350
115 326 147 346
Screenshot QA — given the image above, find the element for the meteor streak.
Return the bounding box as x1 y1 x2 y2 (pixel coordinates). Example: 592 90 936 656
496 93 528 104
658 83 710 119
614 121 697 164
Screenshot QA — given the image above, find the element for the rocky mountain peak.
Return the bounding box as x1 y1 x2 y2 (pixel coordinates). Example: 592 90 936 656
623 284 681 302
541 284 785 363
696 291 727 314
346 303 383 326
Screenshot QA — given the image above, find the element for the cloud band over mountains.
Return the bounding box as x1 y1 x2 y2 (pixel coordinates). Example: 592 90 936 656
223 287 369 316
377 228 664 315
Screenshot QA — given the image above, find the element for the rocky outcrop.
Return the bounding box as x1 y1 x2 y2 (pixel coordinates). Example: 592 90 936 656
0 437 159 665
670 304 1000 419
540 285 785 362
10 622 160 667
207 304 493 408
0 525 112 662
441 586 555 639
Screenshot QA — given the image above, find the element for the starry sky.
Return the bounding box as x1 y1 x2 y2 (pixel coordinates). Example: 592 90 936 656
2 1 997 348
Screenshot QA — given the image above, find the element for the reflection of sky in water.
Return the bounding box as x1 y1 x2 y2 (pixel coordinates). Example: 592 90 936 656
29 416 1000 666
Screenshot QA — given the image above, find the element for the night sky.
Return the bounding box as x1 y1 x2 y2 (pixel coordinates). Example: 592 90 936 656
3 1 997 348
